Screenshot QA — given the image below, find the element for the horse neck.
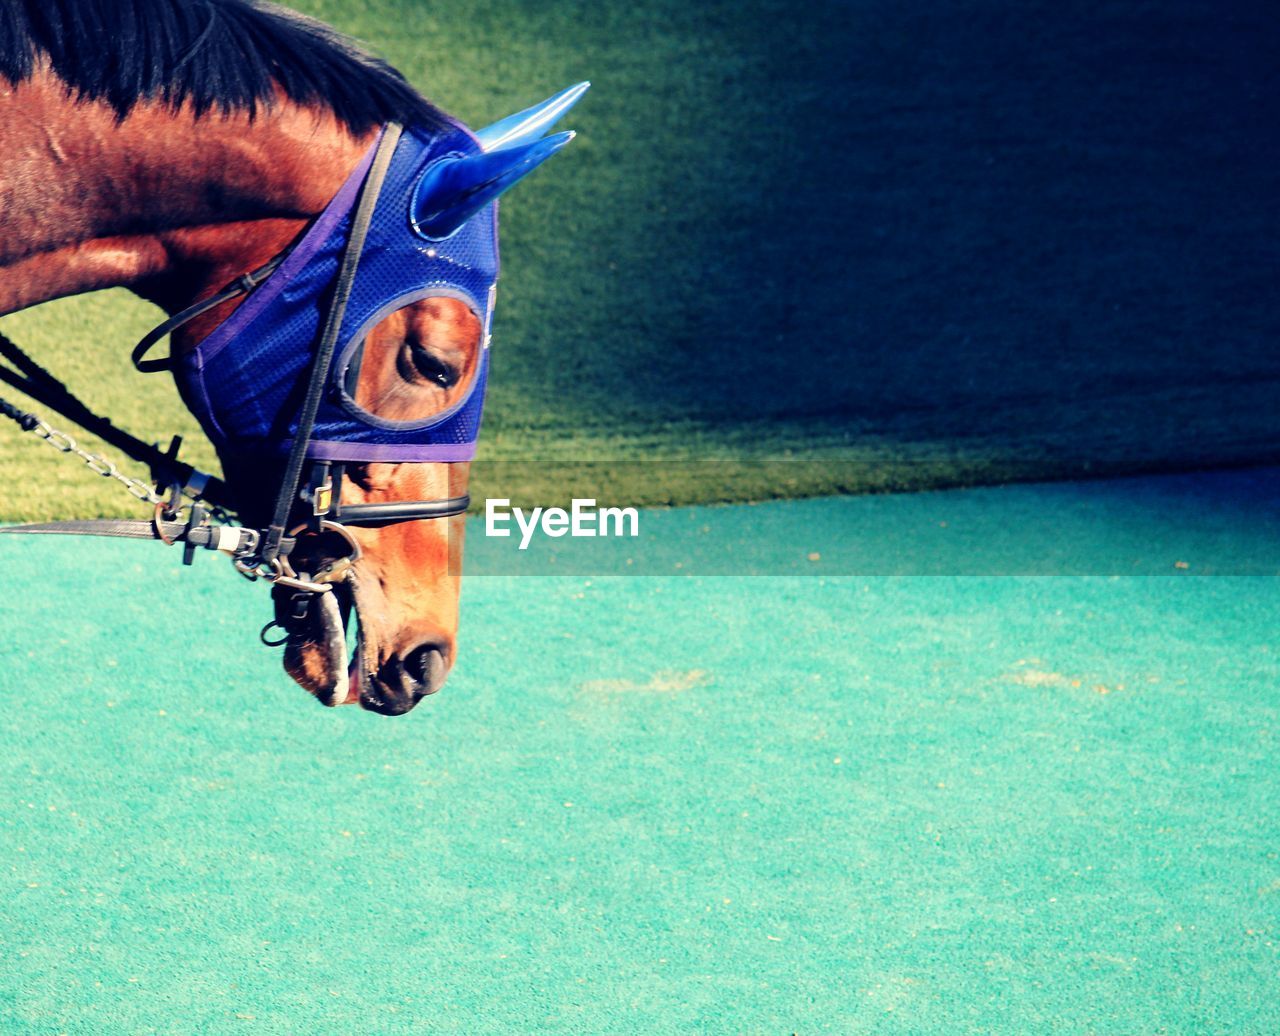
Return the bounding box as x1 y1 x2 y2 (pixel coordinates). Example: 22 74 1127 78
0 69 374 328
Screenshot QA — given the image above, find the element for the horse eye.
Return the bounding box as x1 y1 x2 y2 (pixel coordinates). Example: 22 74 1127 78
406 342 457 389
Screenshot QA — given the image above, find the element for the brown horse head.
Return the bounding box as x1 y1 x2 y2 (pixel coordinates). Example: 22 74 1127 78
255 293 488 715
0 0 584 713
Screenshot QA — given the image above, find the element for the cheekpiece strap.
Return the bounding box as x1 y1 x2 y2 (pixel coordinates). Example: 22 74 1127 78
259 123 404 566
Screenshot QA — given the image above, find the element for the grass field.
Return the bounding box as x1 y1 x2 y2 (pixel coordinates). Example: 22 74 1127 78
2 476 1279 1032
2 0 1278 519
3 4 1276 1028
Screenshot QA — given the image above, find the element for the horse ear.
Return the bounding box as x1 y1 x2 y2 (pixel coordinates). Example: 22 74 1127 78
474 82 590 152
410 131 576 239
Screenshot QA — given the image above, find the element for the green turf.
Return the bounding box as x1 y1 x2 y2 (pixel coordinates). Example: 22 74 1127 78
1 474 1277 1032
3 0 1279 519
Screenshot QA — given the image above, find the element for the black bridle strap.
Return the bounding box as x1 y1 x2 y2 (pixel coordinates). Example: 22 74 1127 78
0 518 180 539
325 460 470 526
131 252 288 374
260 123 404 566
333 498 471 526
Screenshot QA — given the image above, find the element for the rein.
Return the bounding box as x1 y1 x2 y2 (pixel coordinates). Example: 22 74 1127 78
0 121 468 599
0 330 231 508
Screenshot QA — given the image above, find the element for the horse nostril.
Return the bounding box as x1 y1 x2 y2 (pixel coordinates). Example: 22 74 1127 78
403 642 450 697
366 642 452 713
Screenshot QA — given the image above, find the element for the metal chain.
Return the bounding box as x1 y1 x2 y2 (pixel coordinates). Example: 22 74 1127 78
5 401 236 526
28 417 165 505
7 401 347 607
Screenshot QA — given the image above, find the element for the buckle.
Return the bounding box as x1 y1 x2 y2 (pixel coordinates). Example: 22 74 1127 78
304 462 333 518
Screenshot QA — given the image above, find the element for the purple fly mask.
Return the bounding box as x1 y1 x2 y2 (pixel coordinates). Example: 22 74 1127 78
174 82 589 467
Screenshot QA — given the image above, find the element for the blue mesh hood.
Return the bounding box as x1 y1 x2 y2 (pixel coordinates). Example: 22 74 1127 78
176 123 498 465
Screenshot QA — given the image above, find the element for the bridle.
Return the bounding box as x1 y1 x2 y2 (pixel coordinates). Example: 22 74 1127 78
2 81 585 643
0 124 467 600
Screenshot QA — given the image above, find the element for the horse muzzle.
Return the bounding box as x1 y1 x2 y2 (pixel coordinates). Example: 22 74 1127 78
355 640 452 715
272 547 453 714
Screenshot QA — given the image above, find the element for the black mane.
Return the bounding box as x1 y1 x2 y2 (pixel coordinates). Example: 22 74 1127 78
0 0 446 133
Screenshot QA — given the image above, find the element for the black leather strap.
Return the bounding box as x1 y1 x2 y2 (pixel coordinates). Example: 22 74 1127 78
334 496 471 526
131 252 288 373
260 123 404 565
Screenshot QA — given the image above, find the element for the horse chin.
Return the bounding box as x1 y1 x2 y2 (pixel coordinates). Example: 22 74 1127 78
278 571 418 715
281 584 358 708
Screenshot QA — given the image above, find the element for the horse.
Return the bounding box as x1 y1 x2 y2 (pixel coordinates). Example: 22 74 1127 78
0 0 585 714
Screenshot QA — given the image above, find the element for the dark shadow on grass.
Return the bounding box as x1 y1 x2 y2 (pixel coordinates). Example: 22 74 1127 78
493 0 1280 472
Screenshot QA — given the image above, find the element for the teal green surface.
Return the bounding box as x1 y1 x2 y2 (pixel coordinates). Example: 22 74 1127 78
1 479 1278 1033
